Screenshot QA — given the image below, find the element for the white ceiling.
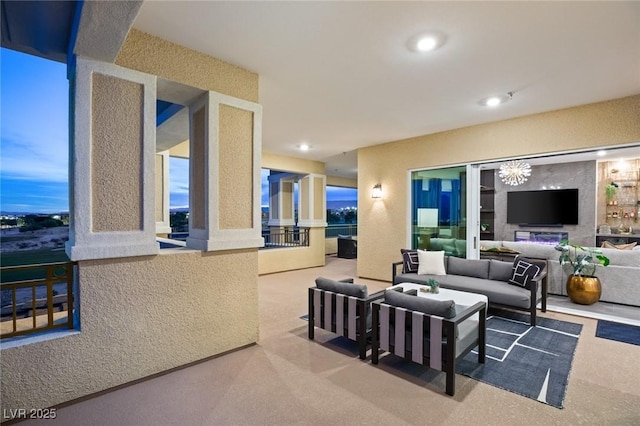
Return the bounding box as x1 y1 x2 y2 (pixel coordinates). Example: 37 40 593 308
133 1 640 177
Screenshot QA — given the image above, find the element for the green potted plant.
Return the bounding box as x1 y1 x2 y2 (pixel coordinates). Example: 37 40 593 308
605 183 618 204
554 240 610 305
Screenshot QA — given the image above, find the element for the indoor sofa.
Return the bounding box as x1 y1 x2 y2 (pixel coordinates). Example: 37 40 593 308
481 240 640 307
392 251 547 325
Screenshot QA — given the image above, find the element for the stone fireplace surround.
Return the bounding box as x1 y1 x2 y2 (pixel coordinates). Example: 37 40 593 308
492 160 597 247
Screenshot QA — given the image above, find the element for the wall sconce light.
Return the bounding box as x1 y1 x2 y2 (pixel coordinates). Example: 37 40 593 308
372 184 382 199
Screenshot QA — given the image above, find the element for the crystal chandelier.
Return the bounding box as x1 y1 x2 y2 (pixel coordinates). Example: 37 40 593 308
499 160 532 186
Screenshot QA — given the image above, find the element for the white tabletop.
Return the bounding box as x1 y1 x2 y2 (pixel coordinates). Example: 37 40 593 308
388 283 488 312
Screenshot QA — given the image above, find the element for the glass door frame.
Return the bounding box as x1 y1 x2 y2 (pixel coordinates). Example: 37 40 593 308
406 163 481 259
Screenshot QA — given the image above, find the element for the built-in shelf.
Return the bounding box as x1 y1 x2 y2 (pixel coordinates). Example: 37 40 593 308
602 159 639 227
596 234 640 246
480 170 495 241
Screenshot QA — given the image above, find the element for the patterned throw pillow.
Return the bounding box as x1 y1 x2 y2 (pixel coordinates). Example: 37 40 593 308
508 258 541 288
400 249 419 273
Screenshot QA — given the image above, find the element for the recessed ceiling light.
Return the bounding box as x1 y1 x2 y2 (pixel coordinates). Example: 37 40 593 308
297 143 311 151
408 31 446 53
597 150 607 157
416 37 438 52
480 92 514 107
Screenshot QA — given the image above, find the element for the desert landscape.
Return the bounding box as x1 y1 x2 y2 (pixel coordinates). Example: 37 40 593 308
1 226 71 327
0 226 69 252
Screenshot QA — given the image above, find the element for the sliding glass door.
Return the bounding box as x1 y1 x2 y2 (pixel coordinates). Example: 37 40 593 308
410 166 468 257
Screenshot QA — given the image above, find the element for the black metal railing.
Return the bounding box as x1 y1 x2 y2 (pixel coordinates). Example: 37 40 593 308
325 224 357 238
262 228 310 249
1 262 75 339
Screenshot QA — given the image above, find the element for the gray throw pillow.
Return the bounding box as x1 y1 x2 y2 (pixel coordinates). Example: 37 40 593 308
400 249 419 273
315 276 367 298
384 289 456 319
508 258 541 289
447 257 490 279
489 259 514 282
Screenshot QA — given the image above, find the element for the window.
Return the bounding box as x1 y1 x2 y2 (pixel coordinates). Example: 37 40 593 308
1 48 76 340
411 167 467 257
326 186 357 237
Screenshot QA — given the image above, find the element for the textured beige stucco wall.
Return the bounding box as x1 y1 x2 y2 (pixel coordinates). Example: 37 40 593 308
259 228 326 274
169 140 189 159
191 107 206 230
327 175 357 188
269 182 279 218
0 250 258 411
219 105 254 230
300 177 310 221
282 181 293 220
91 73 143 232
262 151 325 175
325 237 338 255
2 31 260 414
314 176 324 220
358 95 640 281
116 29 258 103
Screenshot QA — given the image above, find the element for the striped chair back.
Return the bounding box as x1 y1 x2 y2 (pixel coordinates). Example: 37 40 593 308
371 298 486 396
308 287 371 359
375 303 450 370
309 288 362 340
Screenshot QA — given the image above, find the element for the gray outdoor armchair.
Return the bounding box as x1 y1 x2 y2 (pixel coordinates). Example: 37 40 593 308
371 289 486 396
337 236 357 259
308 276 384 359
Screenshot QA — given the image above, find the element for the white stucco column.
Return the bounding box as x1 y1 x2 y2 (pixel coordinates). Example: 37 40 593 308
267 172 296 228
186 91 264 251
297 173 327 228
66 57 159 261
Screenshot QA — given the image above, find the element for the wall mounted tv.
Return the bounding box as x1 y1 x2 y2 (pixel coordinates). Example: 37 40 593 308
507 189 579 226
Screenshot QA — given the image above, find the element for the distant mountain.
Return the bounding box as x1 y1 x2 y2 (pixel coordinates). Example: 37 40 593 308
0 211 69 216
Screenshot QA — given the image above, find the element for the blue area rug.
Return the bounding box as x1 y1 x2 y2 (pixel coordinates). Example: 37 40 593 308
596 320 640 346
457 310 582 409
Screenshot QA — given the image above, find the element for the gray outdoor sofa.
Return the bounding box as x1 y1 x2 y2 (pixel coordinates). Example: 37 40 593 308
392 252 547 326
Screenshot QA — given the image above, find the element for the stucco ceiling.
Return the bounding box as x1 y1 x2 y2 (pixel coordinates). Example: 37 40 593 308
133 1 640 177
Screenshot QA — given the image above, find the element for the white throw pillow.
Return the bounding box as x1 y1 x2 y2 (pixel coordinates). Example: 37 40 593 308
417 250 447 275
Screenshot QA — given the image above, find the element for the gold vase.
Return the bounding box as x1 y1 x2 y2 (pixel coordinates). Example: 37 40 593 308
566 275 601 305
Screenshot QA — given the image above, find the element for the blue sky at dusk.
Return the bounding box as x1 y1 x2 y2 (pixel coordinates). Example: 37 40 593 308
1 49 69 213
1 48 356 214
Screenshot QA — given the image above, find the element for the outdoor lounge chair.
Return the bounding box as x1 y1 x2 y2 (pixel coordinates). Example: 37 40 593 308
337 236 357 259
308 277 384 359
371 289 486 396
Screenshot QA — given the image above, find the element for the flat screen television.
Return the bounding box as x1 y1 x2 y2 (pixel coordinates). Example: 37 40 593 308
507 189 579 225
